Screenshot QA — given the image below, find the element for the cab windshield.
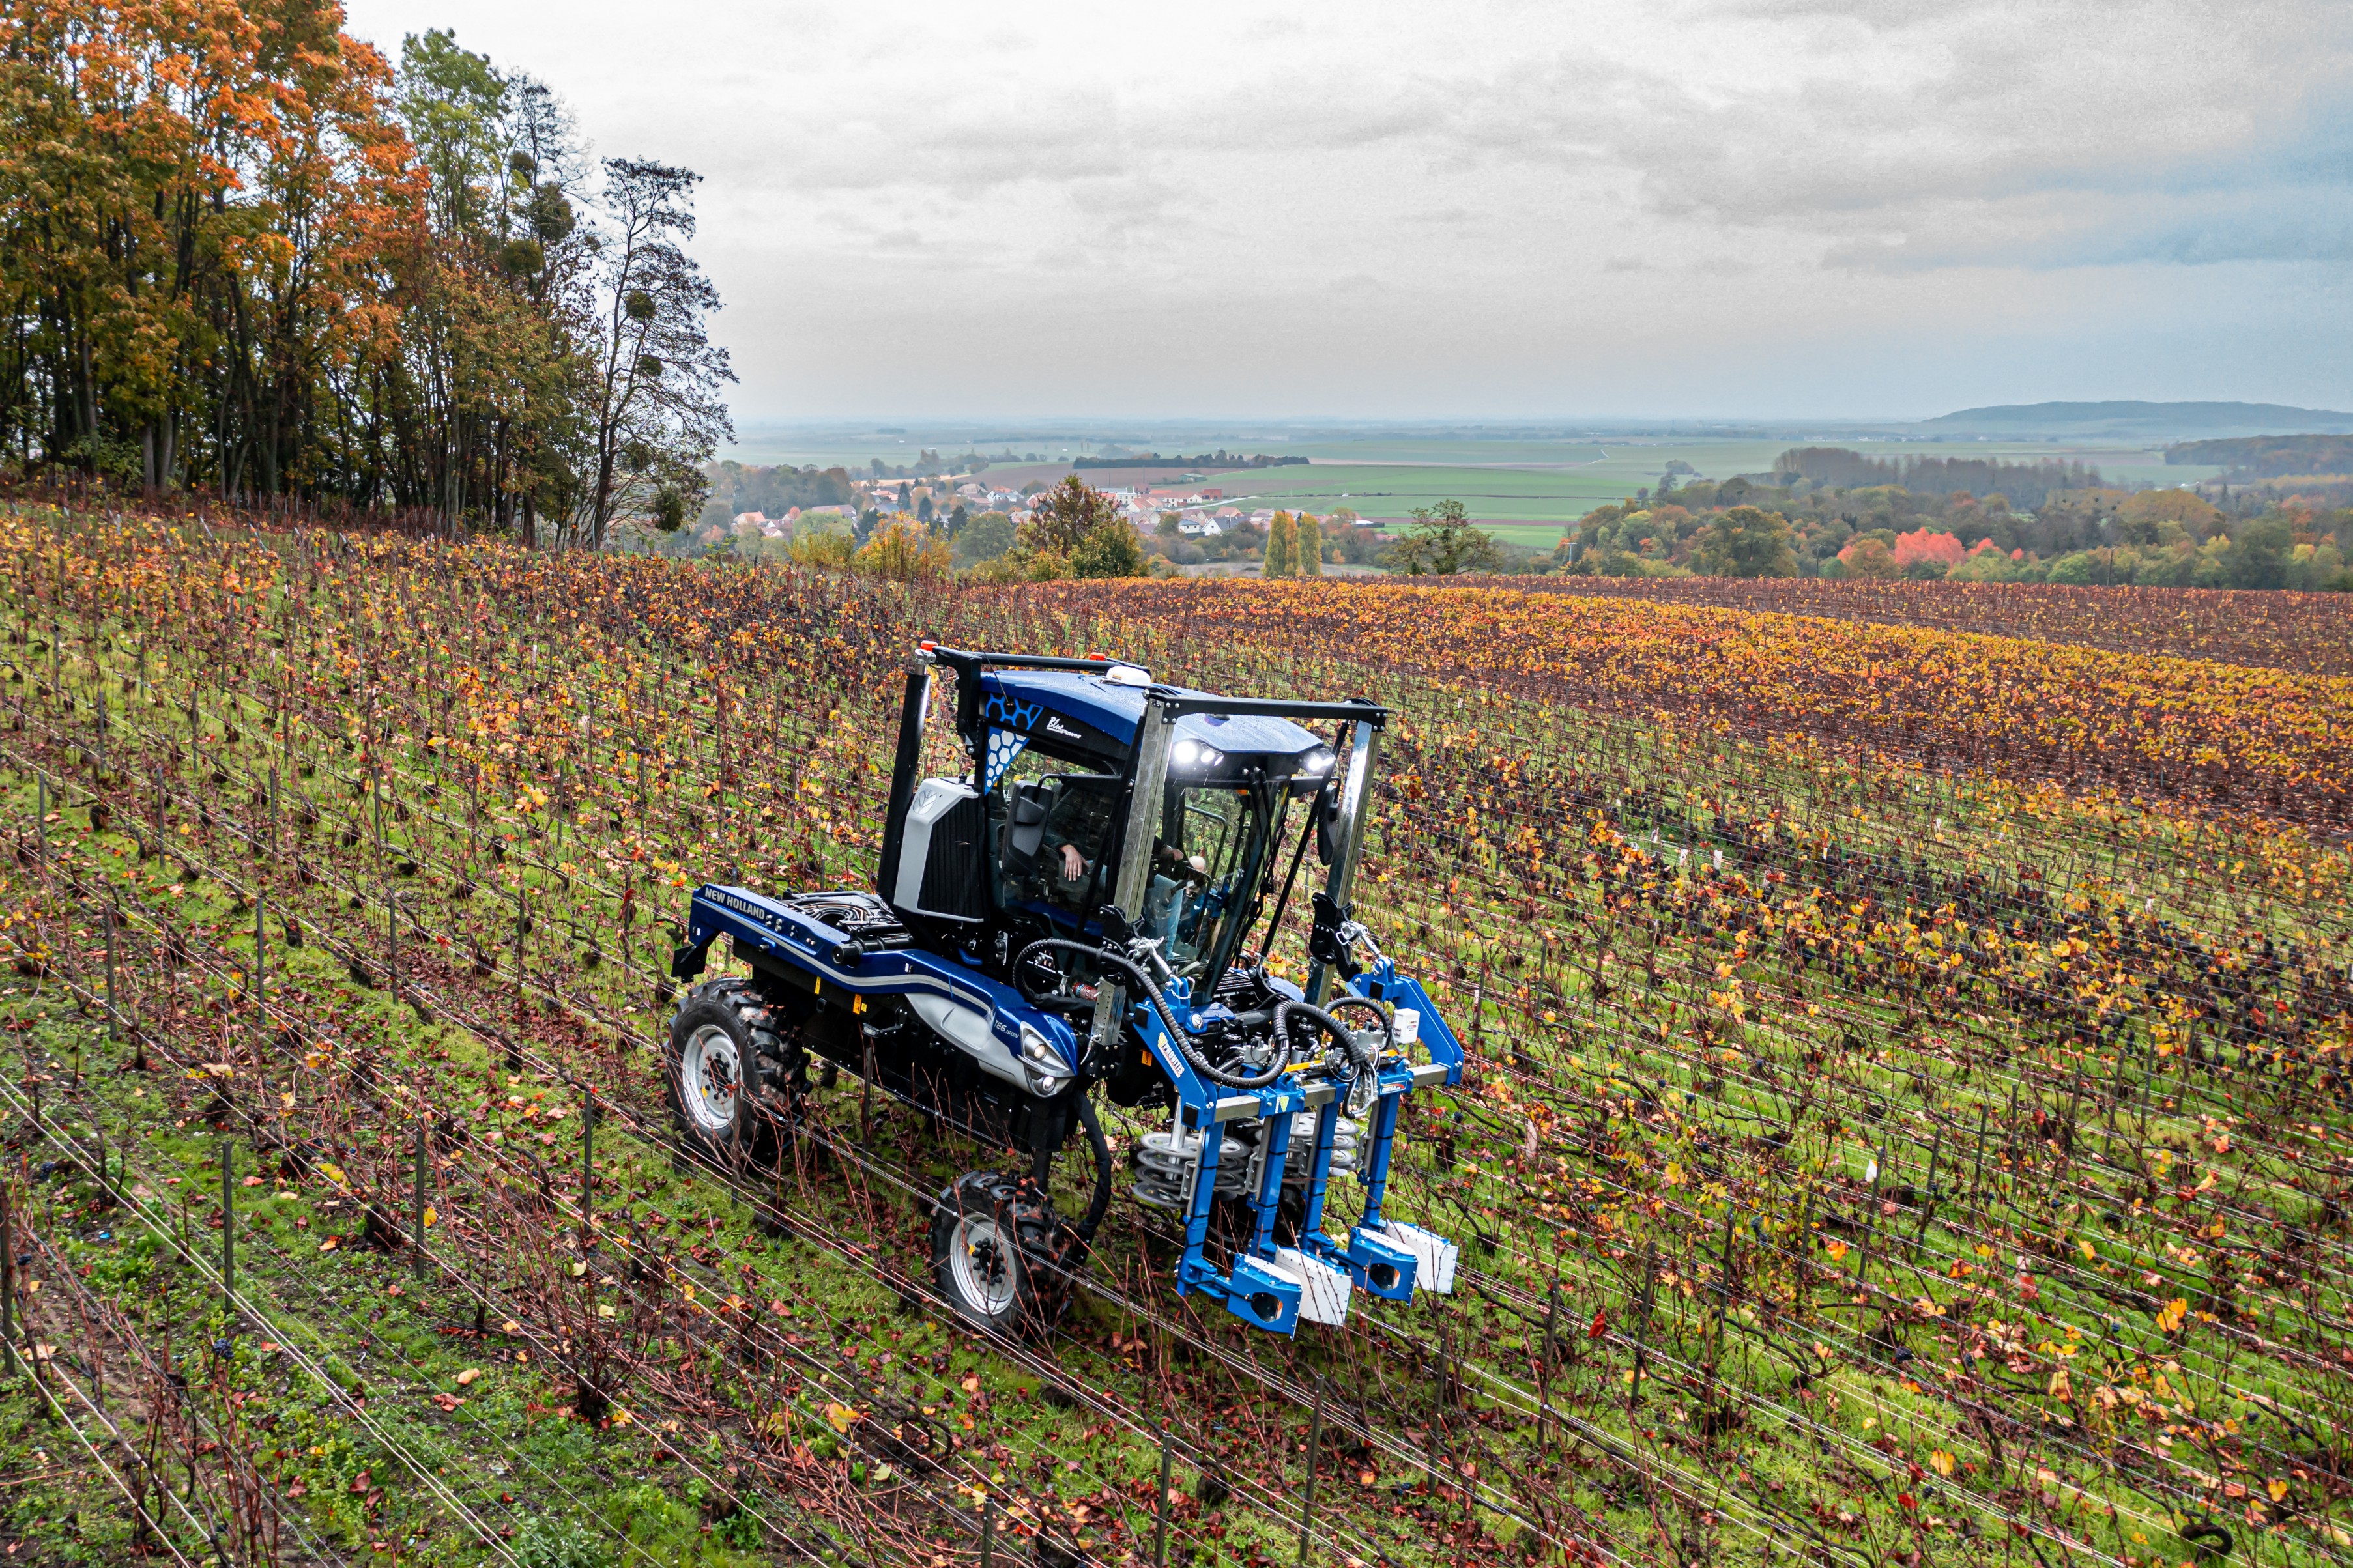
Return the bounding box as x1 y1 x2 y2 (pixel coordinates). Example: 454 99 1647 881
1140 780 1300 981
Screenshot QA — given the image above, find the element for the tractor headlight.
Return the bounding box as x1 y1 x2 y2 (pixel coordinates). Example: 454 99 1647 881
1172 739 1224 771
1300 746 1335 775
1019 1023 1069 1098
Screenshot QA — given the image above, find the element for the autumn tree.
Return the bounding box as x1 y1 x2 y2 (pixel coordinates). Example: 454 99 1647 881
1295 514 1325 577
854 516 951 580
0 1 736 548
1264 511 1296 577
1071 517 1146 578
1839 537 1899 578
1384 499 1501 575
0 0 418 491
1696 506 1797 578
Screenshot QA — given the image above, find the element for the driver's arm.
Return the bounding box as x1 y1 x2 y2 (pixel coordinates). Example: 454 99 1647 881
1050 784 1114 882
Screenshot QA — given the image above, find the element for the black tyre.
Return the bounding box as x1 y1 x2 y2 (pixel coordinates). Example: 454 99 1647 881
929 1171 1073 1336
665 979 801 1171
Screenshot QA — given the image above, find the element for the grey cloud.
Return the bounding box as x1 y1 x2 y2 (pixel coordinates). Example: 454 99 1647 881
354 0 2353 417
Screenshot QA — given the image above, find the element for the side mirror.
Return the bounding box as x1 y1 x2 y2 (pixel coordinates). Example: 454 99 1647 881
1314 782 1341 864
1003 784 1050 876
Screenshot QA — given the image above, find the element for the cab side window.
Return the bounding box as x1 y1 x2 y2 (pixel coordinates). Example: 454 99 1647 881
990 749 1118 921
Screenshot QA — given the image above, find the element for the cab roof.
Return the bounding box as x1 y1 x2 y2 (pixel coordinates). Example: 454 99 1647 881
974 668 1327 762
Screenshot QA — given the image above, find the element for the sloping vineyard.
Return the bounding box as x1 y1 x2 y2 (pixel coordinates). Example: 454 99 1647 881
0 504 2347 1568
1508 577 2353 679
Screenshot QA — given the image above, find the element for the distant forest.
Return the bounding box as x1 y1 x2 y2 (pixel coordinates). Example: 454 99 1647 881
1771 448 2101 511
2167 436 2353 479
703 463 858 518
1070 452 1308 471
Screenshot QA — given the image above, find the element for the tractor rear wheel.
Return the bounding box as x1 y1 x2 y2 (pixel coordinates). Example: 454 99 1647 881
930 1171 1073 1336
665 979 799 1171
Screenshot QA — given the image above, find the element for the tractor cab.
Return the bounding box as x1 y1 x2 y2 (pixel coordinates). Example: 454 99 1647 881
880 653 1340 992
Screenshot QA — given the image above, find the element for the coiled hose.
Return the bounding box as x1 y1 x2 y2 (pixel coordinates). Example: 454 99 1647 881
1322 994 1396 1096
1014 937 1293 1090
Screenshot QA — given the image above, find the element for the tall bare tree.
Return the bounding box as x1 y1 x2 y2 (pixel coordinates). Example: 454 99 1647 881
575 157 733 549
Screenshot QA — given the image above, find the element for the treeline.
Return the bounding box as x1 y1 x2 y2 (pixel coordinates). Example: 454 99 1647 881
703 462 858 520
1771 447 2100 511
1070 452 1308 470
2166 435 2353 481
0 0 731 547
1562 474 2352 590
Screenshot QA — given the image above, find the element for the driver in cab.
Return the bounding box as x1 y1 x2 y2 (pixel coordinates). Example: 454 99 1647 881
1045 780 1205 911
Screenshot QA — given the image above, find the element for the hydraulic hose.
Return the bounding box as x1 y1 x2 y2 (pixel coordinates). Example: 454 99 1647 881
1318 994 1396 1116
1013 937 1291 1090
1071 1094 1114 1242
1274 997 1392 1117
1320 993 1395 1049
1271 998 1360 1070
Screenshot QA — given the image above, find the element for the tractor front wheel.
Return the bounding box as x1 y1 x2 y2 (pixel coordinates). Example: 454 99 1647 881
665 979 798 1171
929 1171 1073 1336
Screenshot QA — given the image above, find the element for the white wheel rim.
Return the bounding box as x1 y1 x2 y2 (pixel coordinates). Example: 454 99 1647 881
680 1024 741 1135
949 1213 1019 1317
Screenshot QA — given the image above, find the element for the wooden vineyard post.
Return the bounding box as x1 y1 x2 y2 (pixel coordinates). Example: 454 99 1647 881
1538 1280 1560 1450
0 1179 14 1379
580 1086 596 1249
1628 1241 1658 1415
2107 1028 2128 1134
220 1134 235 1329
509 894 525 1074
1967 1104 1989 1207
412 1120 429 1283
1794 1186 1815 1315
2063 1061 2085 1159
1856 1146 1885 1291
1914 1121 1943 1259
1153 1425 1174 1568
1706 1203 1736 1401
860 1036 874 1147
102 902 118 1044
1297 1376 1325 1564
2002 1081 2021 1214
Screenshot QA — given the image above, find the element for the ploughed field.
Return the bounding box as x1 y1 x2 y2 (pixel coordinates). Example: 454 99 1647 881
0 502 2346 1568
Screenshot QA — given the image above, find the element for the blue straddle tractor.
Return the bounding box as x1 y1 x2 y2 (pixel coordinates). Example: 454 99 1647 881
664 648 1463 1337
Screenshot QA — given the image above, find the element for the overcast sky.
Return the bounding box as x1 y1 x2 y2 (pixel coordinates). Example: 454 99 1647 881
339 0 2353 421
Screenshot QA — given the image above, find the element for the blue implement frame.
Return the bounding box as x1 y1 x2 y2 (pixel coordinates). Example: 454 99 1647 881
1133 958 1463 1335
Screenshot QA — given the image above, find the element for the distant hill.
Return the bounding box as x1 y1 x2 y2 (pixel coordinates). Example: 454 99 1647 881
2165 435 2353 479
1920 401 2353 439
